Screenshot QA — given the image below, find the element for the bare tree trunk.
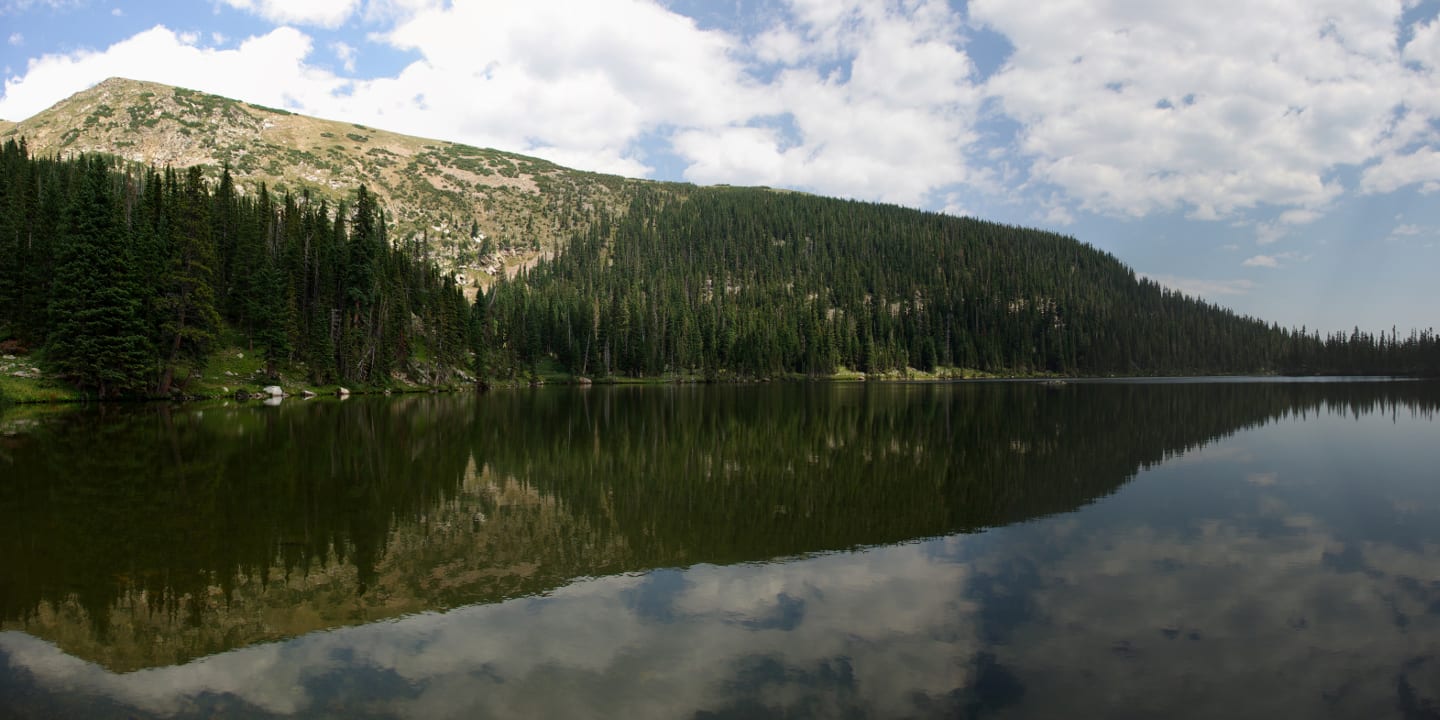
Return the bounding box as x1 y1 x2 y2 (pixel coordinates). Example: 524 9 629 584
157 304 188 396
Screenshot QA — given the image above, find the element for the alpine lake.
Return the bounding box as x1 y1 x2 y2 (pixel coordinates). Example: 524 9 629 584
1 378 1438 719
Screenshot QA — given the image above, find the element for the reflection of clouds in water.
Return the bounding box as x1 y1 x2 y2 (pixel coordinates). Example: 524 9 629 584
989 495 1440 719
2 544 988 719
1165 444 1256 467
0 631 302 715
1246 471 1278 486
6 459 1440 718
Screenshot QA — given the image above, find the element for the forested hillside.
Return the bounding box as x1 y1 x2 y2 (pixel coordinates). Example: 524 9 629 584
478 188 1440 379
0 141 470 398
2 78 651 286
2 144 1436 400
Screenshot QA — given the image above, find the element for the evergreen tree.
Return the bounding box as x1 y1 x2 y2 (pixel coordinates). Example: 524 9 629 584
155 166 221 395
46 157 152 397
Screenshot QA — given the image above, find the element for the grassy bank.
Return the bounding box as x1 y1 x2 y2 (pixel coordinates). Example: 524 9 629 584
485 364 1070 388
0 343 475 405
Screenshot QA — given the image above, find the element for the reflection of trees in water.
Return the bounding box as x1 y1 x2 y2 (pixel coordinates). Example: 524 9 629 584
0 396 476 644
469 382 1440 566
1 381 1436 662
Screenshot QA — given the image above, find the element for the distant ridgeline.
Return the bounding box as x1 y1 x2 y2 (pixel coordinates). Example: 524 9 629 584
2 142 1438 397
0 141 470 397
479 187 1440 378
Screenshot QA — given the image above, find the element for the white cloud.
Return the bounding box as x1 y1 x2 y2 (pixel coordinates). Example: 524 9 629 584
672 1 981 204
1042 203 1075 225
1360 148 1440 195
311 0 769 177
1242 250 1309 269
1255 221 1286 246
286 0 982 196
1385 222 1437 247
332 41 356 72
361 0 443 24
1142 274 1257 297
1278 208 1319 225
0 26 347 121
972 0 1427 221
5 0 1439 223
1403 15 1440 71
219 0 360 28
0 0 80 12
7 32 20 46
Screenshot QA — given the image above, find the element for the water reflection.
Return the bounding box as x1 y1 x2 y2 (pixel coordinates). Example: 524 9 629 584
1 381 1438 717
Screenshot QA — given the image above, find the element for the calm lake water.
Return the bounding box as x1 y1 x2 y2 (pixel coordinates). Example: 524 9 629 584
2 380 1438 719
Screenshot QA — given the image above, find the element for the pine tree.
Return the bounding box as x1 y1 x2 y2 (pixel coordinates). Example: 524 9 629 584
47 157 152 398
155 166 221 395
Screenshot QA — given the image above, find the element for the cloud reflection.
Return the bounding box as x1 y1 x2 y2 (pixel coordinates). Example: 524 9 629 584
4 388 1440 718
6 465 1439 720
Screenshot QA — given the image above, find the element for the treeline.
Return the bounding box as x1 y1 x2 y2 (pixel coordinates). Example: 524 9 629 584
0 396 480 656
4 145 1436 391
479 187 1440 378
0 141 470 397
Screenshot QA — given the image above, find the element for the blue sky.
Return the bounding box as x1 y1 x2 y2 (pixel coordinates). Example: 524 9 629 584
2 0 1438 335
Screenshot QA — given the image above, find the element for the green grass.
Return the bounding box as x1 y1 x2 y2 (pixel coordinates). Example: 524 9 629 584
0 374 84 403
183 345 272 398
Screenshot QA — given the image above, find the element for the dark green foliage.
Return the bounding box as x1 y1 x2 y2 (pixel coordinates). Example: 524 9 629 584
44 157 151 397
1 144 1435 393
0 146 471 395
154 166 222 394
484 187 1440 379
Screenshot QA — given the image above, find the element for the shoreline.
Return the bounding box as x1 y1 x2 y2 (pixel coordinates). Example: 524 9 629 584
4 363 1431 406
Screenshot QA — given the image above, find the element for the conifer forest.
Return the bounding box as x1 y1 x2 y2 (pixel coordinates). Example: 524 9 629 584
1 143 1436 398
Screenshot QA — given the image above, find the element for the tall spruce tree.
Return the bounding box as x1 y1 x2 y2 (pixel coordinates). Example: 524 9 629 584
46 157 152 397
155 166 221 395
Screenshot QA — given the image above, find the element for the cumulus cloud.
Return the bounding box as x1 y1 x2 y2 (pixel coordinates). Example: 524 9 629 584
0 26 347 121
674 0 982 204
1243 254 1281 268
321 0 771 177
1360 148 1440 195
1142 274 1257 297
331 40 356 72
0 0 986 203
218 0 360 29
972 0 1432 220
3 0 1439 221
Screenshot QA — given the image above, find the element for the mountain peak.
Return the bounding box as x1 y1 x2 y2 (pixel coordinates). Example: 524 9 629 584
2 78 661 291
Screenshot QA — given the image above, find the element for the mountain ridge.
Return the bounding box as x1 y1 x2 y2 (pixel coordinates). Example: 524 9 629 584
3 79 1436 388
1 77 668 290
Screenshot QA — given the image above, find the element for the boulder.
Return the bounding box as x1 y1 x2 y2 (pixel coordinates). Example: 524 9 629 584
263 385 284 397
337 387 351 397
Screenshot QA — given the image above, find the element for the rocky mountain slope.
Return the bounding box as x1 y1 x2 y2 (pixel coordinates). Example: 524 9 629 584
1 78 667 291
